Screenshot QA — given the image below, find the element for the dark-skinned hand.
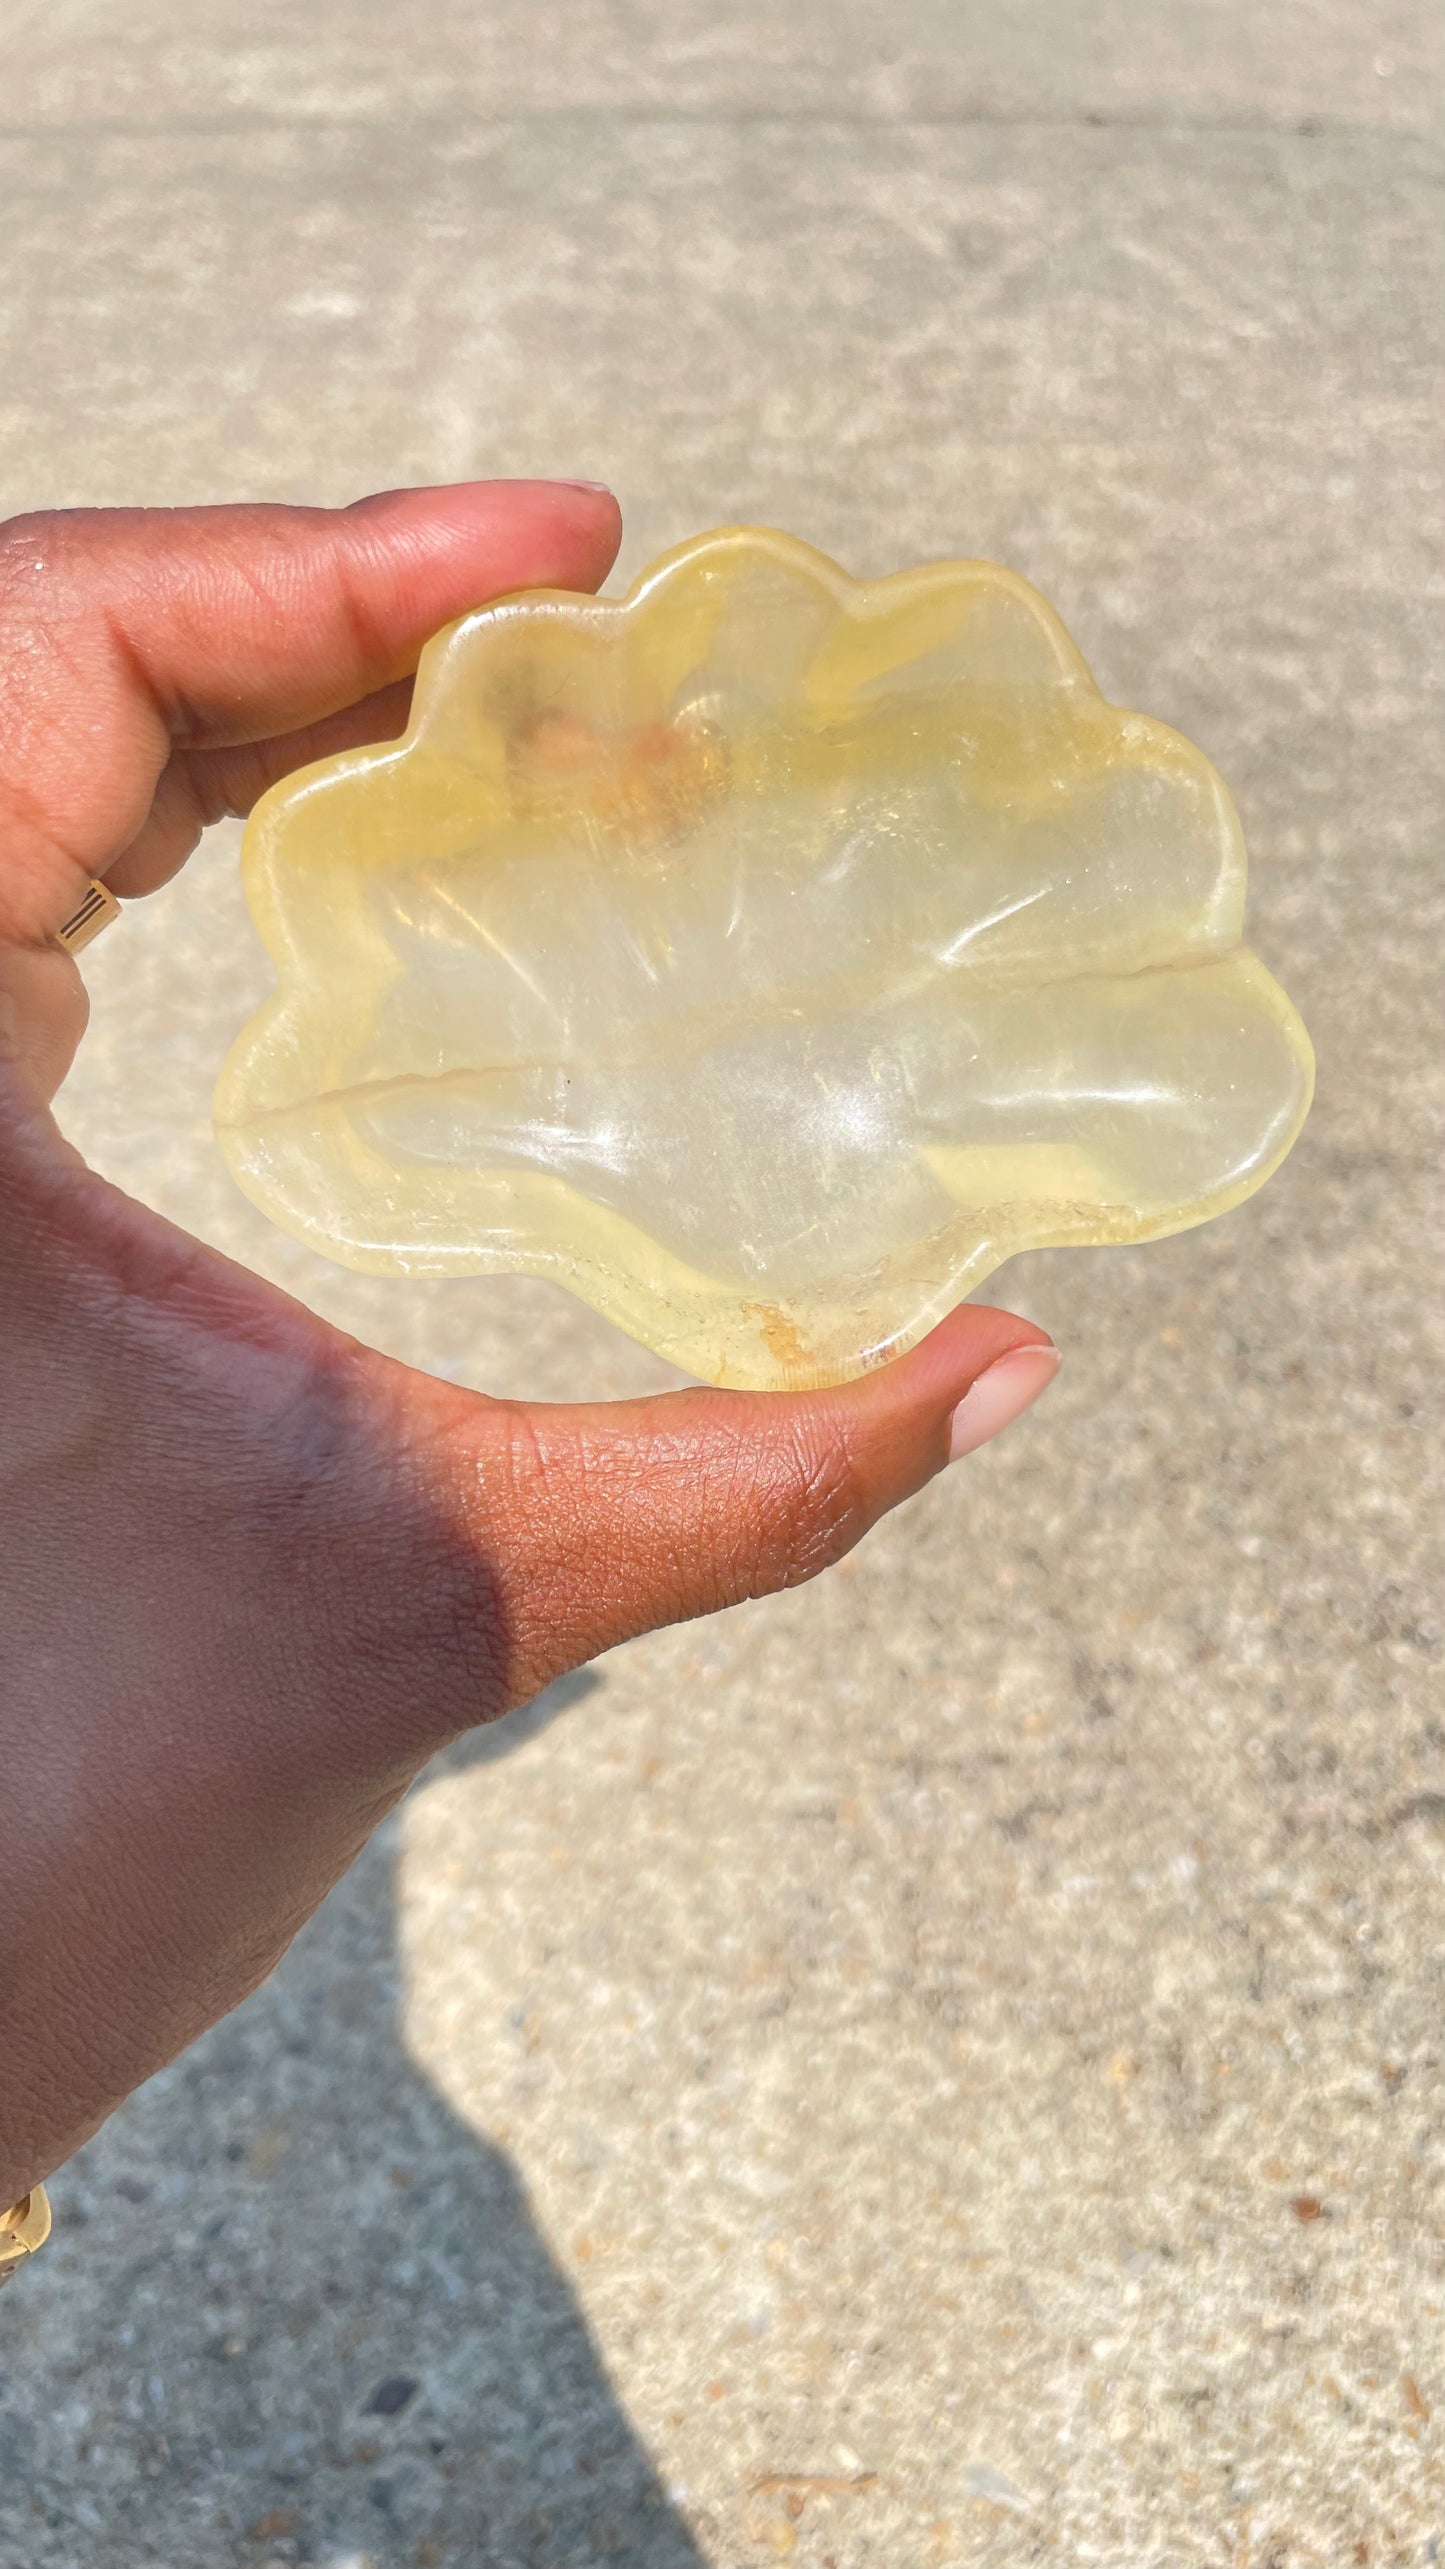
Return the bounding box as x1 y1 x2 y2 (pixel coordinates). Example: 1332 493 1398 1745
0 485 1057 2203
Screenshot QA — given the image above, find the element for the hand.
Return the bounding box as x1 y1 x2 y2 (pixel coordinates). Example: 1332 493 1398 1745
0 488 1058 2203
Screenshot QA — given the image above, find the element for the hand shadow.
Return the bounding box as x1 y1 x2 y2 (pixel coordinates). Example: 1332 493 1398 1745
0 1670 706 2569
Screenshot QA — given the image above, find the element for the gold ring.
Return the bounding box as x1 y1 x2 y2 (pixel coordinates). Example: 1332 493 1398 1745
56 878 120 954
0 2185 52 2288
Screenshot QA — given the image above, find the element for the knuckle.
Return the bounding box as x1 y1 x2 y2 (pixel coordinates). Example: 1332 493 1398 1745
426 1402 595 1705
0 508 88 600
721 1418 871 1604
488 1402 583 1531
0 512 111 689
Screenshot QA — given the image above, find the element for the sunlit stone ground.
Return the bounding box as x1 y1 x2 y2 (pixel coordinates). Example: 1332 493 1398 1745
0 5 1441 2559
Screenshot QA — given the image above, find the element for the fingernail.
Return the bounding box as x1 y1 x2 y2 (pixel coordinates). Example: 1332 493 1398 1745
555 479 615 496
948 1343 1060 1462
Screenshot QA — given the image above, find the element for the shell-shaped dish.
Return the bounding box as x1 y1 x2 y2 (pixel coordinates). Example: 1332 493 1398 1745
215 527 1313 1388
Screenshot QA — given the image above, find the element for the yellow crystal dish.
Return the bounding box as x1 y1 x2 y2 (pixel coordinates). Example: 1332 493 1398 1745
214 527 1314 1389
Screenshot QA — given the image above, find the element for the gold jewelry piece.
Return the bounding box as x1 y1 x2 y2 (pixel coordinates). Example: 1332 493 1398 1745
56 877 120 954
0 2185 52 2288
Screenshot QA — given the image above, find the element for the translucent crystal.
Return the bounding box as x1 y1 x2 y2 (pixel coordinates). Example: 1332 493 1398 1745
214 528 1313 1389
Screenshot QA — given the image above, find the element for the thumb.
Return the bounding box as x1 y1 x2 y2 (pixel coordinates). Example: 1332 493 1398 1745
427 1305 1060 1707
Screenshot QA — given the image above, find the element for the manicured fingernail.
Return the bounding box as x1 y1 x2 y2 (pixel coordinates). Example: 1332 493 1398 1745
948 1343 1060 1462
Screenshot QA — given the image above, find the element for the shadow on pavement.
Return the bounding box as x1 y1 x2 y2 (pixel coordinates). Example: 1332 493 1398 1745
0 1671 705 2569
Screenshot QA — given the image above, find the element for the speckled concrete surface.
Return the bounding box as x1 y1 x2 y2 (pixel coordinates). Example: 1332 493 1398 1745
1 6 1443 2563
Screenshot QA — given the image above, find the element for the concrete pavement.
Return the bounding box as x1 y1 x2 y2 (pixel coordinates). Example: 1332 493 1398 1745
0 4 1442 2560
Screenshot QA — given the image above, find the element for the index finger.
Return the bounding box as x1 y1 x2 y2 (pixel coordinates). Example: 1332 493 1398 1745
0 481 622 944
